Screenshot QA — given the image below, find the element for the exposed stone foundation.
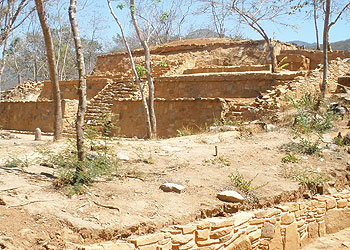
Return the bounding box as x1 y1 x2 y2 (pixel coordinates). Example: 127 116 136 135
79 190 350 250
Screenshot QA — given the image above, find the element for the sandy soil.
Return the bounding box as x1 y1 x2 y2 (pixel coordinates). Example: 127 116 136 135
0 123 349 249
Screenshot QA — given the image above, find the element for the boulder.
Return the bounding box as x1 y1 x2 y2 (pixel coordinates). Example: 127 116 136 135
160 183 185 193
217 190 244 203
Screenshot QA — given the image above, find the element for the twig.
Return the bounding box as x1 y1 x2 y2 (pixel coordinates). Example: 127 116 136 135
7 199 55 208
92 200 120 211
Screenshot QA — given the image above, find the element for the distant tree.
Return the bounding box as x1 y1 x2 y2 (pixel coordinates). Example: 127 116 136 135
231 0 298 73
35 0 63 141
0 0 34 85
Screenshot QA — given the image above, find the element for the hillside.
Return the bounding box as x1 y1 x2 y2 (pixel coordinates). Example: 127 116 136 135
290 38 350 51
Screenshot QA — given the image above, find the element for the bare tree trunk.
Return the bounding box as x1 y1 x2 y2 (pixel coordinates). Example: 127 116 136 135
69 0 87 162
130 0 157 138
107 0 153 139
321 0 331 98
0 36 9 85
35 0 63 141
269 39 277 73
313 0 320 50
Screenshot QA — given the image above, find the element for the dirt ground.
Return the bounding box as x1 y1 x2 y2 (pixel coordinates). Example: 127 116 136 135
0 121 350 249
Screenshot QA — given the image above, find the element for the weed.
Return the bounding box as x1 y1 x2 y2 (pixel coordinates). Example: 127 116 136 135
4 157 29 168
213 118 236 126
177 124 208 137
136 64 148 78
134 147 155 164
203 156 231 167
230 170 268 193
281 165 331 193
281 153 299 163
158 60 167 67
277 56 289 70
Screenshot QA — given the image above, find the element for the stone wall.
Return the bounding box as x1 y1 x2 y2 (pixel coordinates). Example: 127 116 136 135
111 98 225 138
94 39 297 77
0 100 77 132
82 190 350 250
279 50 350 70
38 77 111 100
154 72 303 99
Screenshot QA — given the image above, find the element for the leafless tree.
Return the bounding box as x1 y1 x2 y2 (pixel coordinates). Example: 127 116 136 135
107 0 155 138
35 0 63 141
0 0 34 84
231 0 297 73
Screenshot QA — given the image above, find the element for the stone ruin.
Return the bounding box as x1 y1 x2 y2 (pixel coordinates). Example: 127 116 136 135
0 38 350 137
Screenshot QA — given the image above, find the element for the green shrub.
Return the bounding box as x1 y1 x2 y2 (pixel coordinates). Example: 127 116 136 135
4 157 29 168
281 153 299 163
230 171 268 193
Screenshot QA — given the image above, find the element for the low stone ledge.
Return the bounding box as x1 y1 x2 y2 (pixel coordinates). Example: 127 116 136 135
77 190 350 250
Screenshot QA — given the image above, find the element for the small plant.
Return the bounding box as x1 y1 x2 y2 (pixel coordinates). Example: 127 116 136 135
4 157 29 168
277 56 289 70
134 147 155 164
158 60 167 67
177 124 208 137
213 118 236 126
136 64 148 78
281 153 299 163
203 156 231 167
230 171 268 193
281 165 331 194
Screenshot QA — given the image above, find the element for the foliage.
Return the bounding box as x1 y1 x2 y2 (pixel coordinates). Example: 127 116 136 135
285 93 339 155
134 147 155 164
281 165 331 193
135 64 148 78
277 56 289 70
4 157 29 168
230 171 268 193
203 156 231 167
281 153 299 163
213 118 236 126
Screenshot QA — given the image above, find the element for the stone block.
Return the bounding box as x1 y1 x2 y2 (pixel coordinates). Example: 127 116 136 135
174 224 197 234
98 242 135 250
318 221 326 237
261 222 275 238
197 238 220 247
325 208 350 233
205 217 235 229
326 198 337 210
210 227 234 239
129 233 164 247
196 229 210 241
232 212 253 227
308 221 318 238
281 213 295 225
224 235 252 250
171 234 193 245
138 245 157 250
247 229 261 241
283 223 299 250
337 199 348 208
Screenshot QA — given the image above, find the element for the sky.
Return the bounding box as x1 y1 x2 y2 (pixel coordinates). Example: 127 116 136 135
79 0 350 46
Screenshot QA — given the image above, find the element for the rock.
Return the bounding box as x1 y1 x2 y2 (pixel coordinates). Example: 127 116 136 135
160 146 184 152
117 152 129 161
342 242 350 248
261 222 275 238
86 151 99 160
160 183 185 193
327 143 340 151
217 190 244 203
0 197 6 206
321 134 333 143
201 136 220 144
265 124 277 132
343 132 350 145
209 125 237 132
35 128 41 141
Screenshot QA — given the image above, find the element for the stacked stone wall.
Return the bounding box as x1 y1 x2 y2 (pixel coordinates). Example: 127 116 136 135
38 78 112 100
82 190 350 250
154 72 303 99
0 100 77 132
279 50 350 70
111 98 225 138
94 39 297 77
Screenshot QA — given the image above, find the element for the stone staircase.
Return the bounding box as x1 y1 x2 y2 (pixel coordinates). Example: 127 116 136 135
84 78 140 127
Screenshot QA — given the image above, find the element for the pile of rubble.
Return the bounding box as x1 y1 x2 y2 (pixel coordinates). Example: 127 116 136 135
0 81 43 102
